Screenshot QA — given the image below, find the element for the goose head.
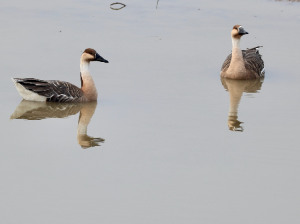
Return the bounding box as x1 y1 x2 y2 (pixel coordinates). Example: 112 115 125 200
231 25 249 39
81 48 109 63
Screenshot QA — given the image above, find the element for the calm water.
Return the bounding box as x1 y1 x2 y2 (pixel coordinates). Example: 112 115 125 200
1 0 300 223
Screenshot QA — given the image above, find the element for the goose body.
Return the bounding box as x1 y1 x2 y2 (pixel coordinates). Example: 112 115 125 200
12 48 108 103
221 25 264 80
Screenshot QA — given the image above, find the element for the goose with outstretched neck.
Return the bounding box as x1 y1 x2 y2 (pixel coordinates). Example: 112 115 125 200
221 25 264 80
12 48 108 103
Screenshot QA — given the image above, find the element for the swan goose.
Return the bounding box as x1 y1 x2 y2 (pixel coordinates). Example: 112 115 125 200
12 48 108 103
221 25 265 80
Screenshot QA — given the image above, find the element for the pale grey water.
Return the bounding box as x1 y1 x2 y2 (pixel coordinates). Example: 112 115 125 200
1 0 300 223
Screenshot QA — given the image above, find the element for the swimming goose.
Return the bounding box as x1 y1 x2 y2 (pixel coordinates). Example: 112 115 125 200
221 25 264 79
12 48 108 103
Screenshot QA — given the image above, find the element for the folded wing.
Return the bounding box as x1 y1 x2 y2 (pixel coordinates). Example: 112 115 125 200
13 78 84 103
221 46 264 78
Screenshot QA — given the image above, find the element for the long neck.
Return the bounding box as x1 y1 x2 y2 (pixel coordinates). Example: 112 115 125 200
226 37 247 79
80 59 98 101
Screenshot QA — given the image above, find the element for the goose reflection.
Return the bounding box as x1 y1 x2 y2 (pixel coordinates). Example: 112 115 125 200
221 77 264 131
10 100 104 148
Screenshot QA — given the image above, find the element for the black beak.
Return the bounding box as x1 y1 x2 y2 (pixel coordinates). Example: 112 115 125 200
238 27 249 35
95 53 109 63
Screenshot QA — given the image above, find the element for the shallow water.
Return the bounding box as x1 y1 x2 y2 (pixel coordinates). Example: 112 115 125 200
1 0 300 223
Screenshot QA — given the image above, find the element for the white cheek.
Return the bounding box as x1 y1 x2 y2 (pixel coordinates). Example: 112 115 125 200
80 61 90 73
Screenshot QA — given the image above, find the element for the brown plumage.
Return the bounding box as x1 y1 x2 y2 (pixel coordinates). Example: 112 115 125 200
220 25 265 80
221 47 265 79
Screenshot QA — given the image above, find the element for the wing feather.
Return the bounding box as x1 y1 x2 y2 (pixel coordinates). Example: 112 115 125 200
13 78 84 103
221 46 264 78
221 54 232 72
243 48 264 78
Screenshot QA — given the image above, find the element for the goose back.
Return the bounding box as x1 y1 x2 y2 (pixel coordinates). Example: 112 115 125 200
221 47 265 79
13 78 85 103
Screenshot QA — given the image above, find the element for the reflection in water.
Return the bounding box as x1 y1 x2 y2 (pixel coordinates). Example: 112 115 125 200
221 77 264 132
10 100 104 149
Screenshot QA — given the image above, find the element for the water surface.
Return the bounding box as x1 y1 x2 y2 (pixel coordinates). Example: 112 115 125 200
1 0 300 223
